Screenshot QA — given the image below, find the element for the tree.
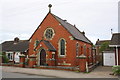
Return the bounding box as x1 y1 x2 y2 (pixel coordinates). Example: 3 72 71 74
99 42 110 53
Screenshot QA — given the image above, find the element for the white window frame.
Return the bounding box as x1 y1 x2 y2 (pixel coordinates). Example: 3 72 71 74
6 52 13 61
58 38 66 57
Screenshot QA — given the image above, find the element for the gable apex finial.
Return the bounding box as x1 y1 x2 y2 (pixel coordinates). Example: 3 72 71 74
48 4 52 13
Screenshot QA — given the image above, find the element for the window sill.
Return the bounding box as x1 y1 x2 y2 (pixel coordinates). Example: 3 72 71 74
58 55 66 58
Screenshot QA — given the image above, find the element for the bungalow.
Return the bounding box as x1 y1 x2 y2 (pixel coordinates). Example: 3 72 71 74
1 37 29 63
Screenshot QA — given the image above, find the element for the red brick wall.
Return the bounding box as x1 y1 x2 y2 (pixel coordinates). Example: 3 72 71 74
29 13 92 67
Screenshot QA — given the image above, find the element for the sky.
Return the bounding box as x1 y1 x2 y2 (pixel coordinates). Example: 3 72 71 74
0 0 119 44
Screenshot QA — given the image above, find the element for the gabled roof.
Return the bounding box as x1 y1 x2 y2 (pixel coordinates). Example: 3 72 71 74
52 13 92 44
42 40 56 52
2 40 29 52
110 33 120 45
95 40 111 45
35 40 56 52
29 12 92 44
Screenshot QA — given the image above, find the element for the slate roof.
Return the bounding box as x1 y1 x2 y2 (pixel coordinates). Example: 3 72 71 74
52 13 92 44
95 40 111 45
2 40 29 52
39 40 56 52
110 33 120 45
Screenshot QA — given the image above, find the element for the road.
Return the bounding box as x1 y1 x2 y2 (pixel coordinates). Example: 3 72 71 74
2 71 53 78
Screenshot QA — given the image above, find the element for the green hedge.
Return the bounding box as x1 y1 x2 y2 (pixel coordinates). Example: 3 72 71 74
112 65 120 75
2 53 9 63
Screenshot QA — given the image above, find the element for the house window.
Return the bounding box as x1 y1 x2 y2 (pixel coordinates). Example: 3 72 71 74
89 47 92 57
52 54 55 59
81 46 83 54
36 40 39 46
59 39 66 56
34 40 39 48
44 28 54 40
84 44 86 55
6 52 13 61
76 42 79 56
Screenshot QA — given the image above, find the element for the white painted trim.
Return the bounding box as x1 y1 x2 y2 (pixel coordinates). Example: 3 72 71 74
44 28 55 40
58 38 66 57
6 52 14 61
109 45 120 47
6 52 13 54
69 36 74 40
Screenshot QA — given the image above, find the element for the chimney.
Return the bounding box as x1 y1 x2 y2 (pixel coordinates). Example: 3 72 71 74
74 24 76 27
82 31 85 35
97 39 99 41
63 20 67 22
14 37 19 43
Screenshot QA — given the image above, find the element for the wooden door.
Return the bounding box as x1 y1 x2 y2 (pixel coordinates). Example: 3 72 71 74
40 49 46 65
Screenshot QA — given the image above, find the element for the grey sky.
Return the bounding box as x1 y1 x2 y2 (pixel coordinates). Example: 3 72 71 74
1 0 119 44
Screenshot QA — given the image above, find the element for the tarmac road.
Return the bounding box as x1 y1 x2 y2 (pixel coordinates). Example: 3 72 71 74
2 71 54 78
2 66 119 78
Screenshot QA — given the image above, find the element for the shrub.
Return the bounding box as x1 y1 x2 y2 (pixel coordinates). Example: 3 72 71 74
112 65 120 75
2 53 9 63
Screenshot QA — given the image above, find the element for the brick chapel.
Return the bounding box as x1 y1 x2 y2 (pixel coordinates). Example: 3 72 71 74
28 4 93 71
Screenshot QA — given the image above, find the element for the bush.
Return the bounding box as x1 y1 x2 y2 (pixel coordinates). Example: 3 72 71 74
2 53 9 63
112 66 120 75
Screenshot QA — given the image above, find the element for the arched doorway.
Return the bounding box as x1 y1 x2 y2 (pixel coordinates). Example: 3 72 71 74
40 49 46 65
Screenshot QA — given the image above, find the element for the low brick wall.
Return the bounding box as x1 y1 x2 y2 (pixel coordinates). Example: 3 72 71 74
36 66 79 71
2 63 20 67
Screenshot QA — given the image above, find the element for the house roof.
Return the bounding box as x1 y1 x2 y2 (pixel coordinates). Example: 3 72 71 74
110 33 120 45
38 40 56 52
95 40 111 45
2 40 29 52
29 12 92 44
52 13 92 44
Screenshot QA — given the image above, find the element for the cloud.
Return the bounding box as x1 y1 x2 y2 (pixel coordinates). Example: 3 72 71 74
1 0 118 44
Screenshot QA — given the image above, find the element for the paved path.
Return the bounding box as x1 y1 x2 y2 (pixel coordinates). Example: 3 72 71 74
2 66 118 78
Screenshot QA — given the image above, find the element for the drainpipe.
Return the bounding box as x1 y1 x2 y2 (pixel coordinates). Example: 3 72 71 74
116 46 119 66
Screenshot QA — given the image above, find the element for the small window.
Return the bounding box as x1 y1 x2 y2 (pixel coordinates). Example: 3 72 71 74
84 44 86 55
7 53 13 61
34 40 39 48
76 43 79 56
8 53 10 60
81 46 83 54
89 47 92 57
36 40 39 46
52 54 55 59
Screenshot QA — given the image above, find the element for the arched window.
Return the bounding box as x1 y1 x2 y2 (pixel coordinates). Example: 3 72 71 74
84 44 86 55
34 40 39 48
76 42 79 56
59 39 66 56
